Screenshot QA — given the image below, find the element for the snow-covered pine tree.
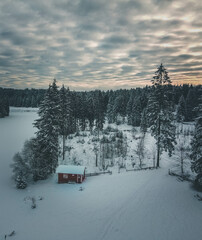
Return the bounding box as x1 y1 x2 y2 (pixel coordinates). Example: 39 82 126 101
59 85 72 160
86 95 95 132
94 90 105 138
176 95 187 122
126 90 135 125
107 96 115 124
191 110 202 189
135 136 145 168
174 139 190 175
140 108 147 135
131 98 142 127
11 152 29 189
147 63 176 168
33 79 61 180
186 88 197 121
70 92 80 132
79 93 88 131
113 95 125 124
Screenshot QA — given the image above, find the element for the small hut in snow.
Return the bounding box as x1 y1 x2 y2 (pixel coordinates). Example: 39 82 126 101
56 165 86 184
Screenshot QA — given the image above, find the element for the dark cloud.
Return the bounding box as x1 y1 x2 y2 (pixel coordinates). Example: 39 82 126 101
0 0 201 90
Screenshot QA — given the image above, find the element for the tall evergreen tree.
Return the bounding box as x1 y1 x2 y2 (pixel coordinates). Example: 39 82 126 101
126 90 135 125
186 89 196 121
131 98 142 127
113 95 125 123
86 95 95 132
94 91 105 137
147 64 176 167
176 95 187 122
59 85 72 160
140 108 147 135
33 79 61 180
79 93 88 131
191 97 202 189
107 96 115 123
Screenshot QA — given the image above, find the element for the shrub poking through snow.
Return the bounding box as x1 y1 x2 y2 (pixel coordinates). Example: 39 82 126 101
8 231 15 237
31 197 36 209
194 194 202 201
24 196 38 209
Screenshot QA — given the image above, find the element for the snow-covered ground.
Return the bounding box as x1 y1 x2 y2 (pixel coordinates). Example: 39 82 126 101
0 108 202 240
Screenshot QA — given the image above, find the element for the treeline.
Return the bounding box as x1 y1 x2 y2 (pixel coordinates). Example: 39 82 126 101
0 88 9 118
1 88 46 107
1 84 201 123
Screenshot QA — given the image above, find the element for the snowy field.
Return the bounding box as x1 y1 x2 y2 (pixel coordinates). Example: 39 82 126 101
0 108 202 240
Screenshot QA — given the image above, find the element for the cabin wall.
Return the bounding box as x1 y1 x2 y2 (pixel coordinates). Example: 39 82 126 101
58 173 85 183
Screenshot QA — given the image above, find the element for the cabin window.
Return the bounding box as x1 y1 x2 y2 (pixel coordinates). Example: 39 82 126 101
63 174 68 179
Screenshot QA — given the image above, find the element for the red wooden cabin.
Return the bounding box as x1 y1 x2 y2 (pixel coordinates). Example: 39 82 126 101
56 165 86 184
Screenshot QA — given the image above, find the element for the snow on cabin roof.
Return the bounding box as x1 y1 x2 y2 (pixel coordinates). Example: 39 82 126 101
56 165 85 175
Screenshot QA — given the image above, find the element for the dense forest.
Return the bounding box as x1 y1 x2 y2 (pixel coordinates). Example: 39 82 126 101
0 83 201 122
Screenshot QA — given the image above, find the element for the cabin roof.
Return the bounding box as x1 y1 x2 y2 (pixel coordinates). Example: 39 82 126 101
56 165 85 175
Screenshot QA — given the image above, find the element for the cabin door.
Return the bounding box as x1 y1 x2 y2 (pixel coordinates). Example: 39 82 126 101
77 175 82 183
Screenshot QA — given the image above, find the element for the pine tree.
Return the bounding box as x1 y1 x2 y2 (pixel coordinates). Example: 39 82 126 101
33 79 61 180
191 113 202 189
186 89 197 121
59 85 72 160
147 64 176 167
94 91 105 138
140 108 147 135
107 96 115 124
126 90 135 125
131 98 142 127
86 95 95 132
174 139 190 175
135 136 145 168
113 95 125 123
176 95 187 122
79 93 87 131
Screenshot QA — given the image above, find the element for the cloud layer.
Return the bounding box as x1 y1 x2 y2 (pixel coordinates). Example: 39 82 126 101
0 0 202 90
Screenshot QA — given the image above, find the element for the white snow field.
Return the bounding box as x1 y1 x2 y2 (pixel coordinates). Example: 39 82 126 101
0 108 202 240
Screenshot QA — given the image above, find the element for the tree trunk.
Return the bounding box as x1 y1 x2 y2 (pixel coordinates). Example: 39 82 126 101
95 153 98 167
156 117 161 168
181 151 184 175
156 144 160 168
62 135 65 160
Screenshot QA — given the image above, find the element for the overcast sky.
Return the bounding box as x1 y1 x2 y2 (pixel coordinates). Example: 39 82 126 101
0 0 202 90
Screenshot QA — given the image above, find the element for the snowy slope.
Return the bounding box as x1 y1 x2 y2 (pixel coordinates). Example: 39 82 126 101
0 108 202 240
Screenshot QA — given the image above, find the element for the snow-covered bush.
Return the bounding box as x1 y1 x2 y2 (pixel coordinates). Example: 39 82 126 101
10 152 29 189
92 136 99 142
15 175 27 189
74 131 80 137
77 139 85 144
68 135 74 139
